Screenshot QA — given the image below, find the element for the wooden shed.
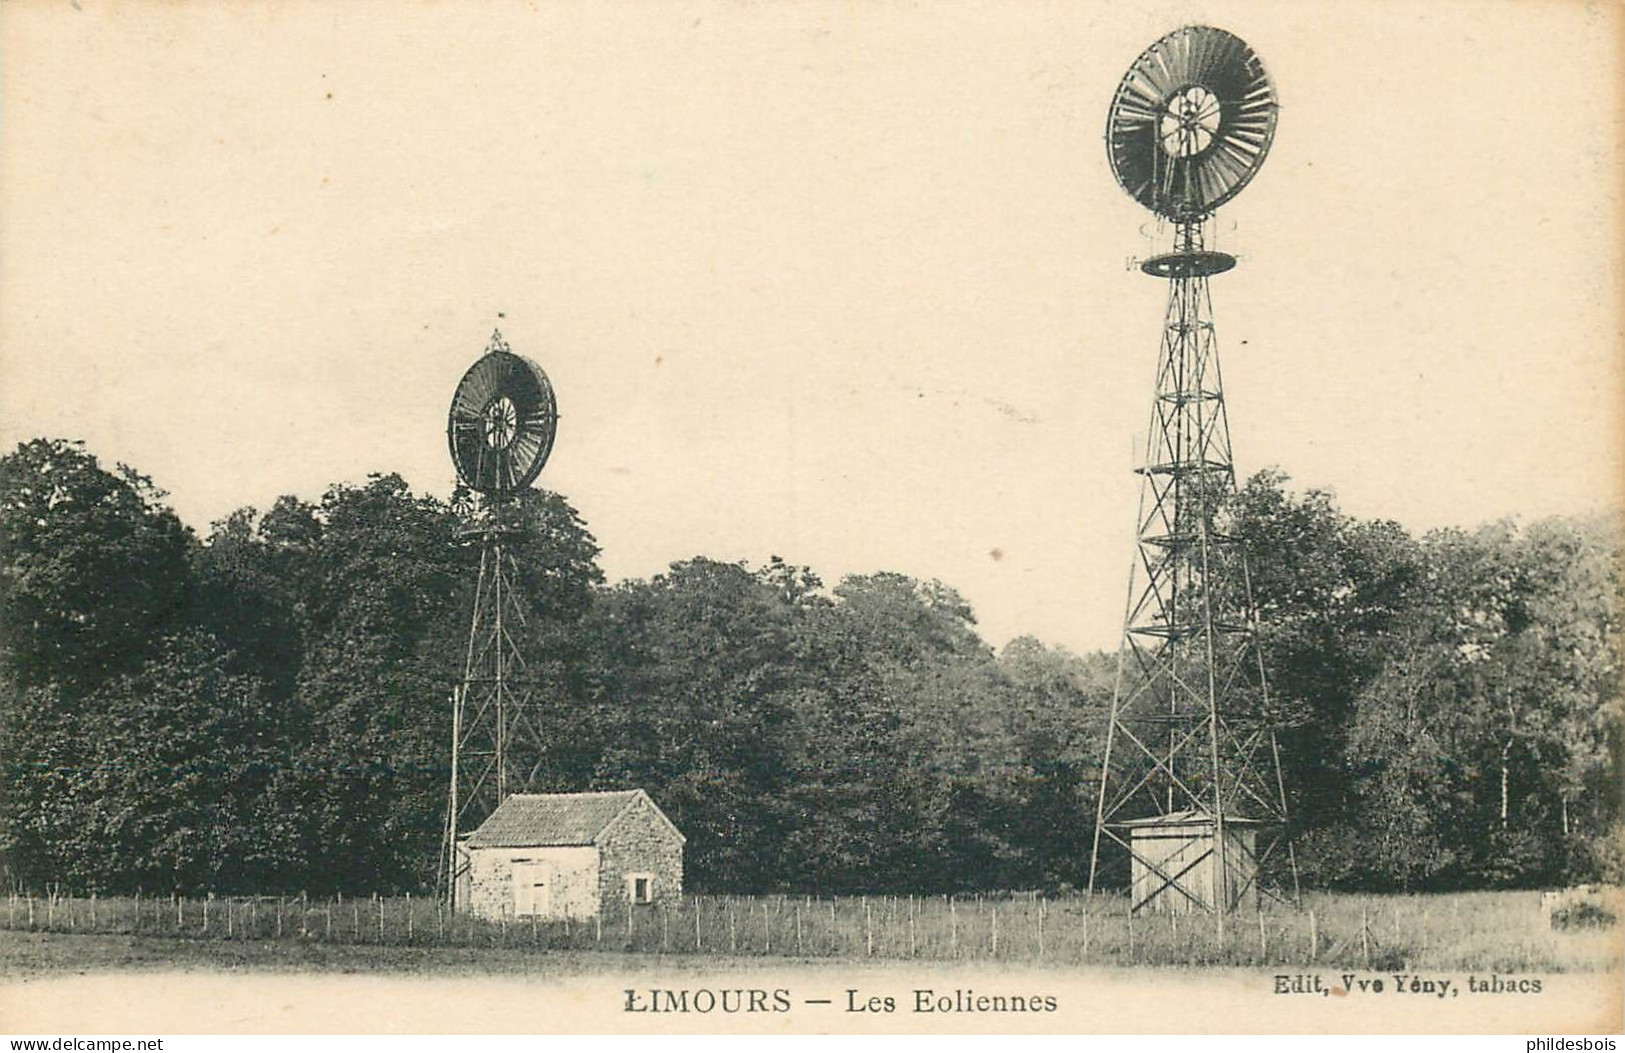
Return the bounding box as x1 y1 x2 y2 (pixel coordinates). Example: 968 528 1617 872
1121 809 1260 914
456 789 684 922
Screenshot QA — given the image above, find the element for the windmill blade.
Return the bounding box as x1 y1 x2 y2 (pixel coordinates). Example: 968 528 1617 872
1106 26 1278 220
447 348 560 495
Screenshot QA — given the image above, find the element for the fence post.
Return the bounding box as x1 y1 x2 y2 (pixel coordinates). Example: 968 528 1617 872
226 896 233 938
949 897 957 957
353 900 360 940
1037 898 1044 958
249 896 256 936
1257 909 1267 960
277 896 284 938
1308 909 1318 962
908 898 916 957
795 902 803 957
1361 906 1371 968
175 894 182 931
327 899 333 940
595 905 602 945
1082 904 1089 958
90 892 97 930
728 900 737 953
829 900 836 955
864 898 873 958
661 905 669 953
991 905 999 958
27 893 34 930
377 893 385 942
407 892 414 941
763 899 770 954
695 898 702 952
202 895 209 935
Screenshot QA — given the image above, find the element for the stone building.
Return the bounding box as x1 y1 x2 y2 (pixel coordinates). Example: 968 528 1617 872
457 789 684 921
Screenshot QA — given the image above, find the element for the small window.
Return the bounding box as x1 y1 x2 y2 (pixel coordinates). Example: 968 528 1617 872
627 872 654 904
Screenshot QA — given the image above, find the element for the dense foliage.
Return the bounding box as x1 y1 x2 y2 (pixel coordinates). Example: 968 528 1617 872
1 439 1619 894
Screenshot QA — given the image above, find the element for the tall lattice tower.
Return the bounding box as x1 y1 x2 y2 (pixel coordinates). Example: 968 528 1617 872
441 329 559 910
1087 26 1298 917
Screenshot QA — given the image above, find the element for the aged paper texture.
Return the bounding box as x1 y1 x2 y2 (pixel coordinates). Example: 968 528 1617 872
1 0 1621 1037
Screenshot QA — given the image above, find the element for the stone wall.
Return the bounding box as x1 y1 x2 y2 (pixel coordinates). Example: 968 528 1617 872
467 845 598 921
596 795 684 916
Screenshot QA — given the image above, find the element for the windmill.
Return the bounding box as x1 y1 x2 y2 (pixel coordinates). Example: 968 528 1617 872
442 328 560 911
1086 26 1299 918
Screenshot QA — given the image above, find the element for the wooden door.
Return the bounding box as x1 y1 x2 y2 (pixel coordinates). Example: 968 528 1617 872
512 861 553 917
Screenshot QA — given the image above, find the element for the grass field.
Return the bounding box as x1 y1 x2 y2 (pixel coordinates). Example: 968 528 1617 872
0 929 709 977
2 887 1618 975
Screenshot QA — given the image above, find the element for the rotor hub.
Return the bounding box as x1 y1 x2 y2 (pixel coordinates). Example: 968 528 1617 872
1159 85 1221 159
482 396 518 450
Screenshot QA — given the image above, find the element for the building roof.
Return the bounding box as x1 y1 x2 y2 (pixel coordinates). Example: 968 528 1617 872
465 789 684 848
1117 808 1265 828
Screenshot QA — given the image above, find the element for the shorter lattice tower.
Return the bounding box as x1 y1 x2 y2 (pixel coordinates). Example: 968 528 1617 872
442 329 559 911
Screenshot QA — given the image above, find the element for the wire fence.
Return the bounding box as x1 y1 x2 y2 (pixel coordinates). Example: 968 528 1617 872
0 888 1610 971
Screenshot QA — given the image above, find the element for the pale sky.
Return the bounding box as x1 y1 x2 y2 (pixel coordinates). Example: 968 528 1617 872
2 0 1620 654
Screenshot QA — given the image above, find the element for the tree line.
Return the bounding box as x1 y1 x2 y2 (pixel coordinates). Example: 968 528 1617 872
0 438 1619 896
